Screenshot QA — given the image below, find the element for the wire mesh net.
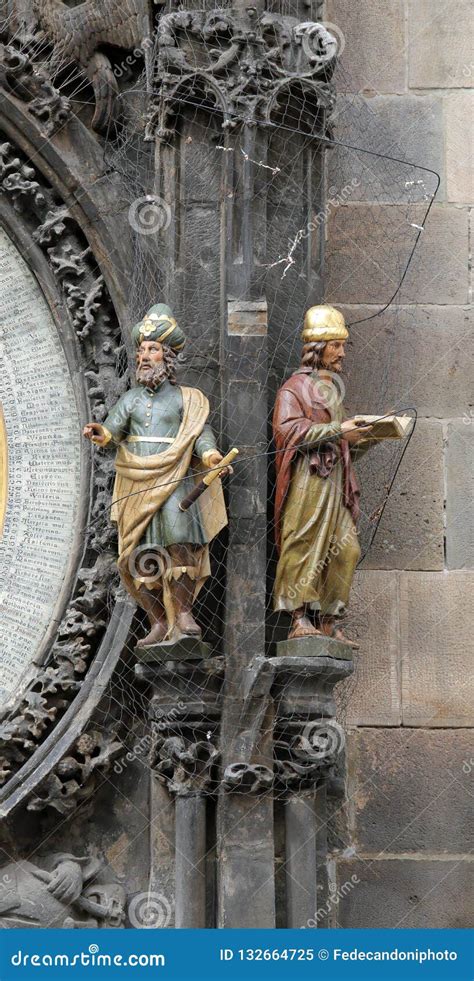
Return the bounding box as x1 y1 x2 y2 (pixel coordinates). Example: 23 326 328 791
0 6 438 809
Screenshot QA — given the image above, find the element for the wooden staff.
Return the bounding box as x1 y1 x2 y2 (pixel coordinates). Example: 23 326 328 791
178 448 239 511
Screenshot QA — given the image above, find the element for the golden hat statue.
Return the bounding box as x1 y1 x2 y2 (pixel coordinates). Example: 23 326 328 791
301 304 348 343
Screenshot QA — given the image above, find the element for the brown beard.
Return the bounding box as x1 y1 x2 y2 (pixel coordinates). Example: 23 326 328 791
321 357 344 373
136 361 168 389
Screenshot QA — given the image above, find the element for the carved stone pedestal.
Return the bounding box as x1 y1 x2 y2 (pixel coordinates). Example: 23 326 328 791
134 638 212 665
272 640 354 928
276 635 354 661
135 656 223 928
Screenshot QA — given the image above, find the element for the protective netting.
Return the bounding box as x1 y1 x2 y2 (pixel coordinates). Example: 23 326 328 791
95 78 431 795
0 8 438 807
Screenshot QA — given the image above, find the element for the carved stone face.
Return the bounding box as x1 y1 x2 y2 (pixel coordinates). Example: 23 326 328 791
321 339 346 373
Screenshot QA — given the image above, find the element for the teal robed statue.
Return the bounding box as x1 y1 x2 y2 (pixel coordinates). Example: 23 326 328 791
84 304 228 647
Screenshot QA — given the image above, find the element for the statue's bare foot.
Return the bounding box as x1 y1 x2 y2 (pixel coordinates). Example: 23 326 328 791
320 618 359 649
332 627 360 649
289 615 321 640
136 621 169 648
175 612 202 638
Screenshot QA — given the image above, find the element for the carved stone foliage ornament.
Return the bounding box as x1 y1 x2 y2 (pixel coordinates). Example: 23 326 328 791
151 734 219 796
222 761 273 795
147 9 337 138
0 41 71 135
0 139 127 797
27 731 124 815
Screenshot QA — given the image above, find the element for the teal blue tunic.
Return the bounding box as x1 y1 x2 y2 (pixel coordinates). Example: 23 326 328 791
104 380 217 547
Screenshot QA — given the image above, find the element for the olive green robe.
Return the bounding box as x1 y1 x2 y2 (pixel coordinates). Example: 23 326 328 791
273 385 361 616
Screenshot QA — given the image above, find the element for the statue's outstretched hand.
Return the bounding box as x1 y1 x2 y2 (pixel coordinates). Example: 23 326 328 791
341 419 374 445
205 450 234 476
83 423 107 445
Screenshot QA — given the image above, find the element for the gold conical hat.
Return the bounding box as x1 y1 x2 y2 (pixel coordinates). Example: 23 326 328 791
302 304 348 343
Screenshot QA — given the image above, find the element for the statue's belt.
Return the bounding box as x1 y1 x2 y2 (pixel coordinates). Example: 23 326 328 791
125 436 174 444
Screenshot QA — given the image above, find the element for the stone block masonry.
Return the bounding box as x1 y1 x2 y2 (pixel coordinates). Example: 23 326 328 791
327 0 473 928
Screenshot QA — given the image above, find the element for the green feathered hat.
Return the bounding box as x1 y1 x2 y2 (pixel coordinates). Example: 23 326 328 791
132 303 185 352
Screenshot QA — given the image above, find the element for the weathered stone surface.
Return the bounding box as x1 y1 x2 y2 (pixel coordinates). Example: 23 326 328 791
343 571 401 726
276 635 353 660
149 778 176 927
327 0 406 94
336 859 473 928
446 422 474 568
228 300 268 336
446 91 474 203
327 205 469 306
358 420 444 571
408 0 474 89
400 572 474 726
134 638 211 664
341 304 473 419
227 380 267 447
329 95 445 202
348 728 474 853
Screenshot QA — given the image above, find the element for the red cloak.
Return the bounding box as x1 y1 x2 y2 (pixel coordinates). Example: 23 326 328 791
273 368 360 551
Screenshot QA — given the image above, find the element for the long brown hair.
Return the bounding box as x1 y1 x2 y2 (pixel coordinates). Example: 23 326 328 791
300 340 326 370
162 344 177 384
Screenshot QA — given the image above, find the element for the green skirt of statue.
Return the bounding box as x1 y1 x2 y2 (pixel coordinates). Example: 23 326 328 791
141 470 208 547
273 453 360 616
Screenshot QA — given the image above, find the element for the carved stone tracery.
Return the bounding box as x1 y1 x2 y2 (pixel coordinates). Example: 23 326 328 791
147 9 337 139
0 139 127 796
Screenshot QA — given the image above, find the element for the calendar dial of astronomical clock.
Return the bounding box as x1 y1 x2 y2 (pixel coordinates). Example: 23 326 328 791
0 228 83 707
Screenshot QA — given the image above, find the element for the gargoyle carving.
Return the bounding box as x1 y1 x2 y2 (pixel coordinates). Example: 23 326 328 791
30 0 154 131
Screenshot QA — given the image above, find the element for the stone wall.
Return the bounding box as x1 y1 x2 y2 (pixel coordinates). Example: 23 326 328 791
325 0 473 927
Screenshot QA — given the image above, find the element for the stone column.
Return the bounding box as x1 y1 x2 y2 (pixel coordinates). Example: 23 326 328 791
137 656 223 928
147 2 339 928
272 641 354 927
